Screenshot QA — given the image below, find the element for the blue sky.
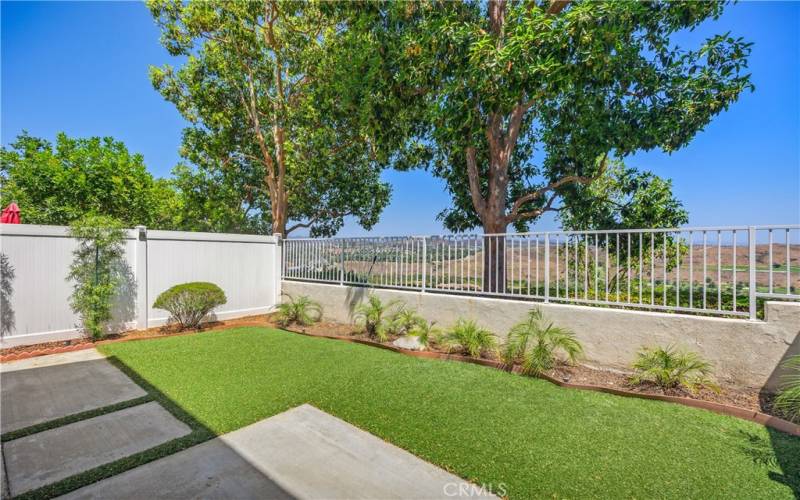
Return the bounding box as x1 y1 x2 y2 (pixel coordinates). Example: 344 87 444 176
2 1 798 236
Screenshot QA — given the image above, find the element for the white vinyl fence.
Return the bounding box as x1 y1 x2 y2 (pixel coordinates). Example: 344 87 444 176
0 224 281 346
282 225 800 320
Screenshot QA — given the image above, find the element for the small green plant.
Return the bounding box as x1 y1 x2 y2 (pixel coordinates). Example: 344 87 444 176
353 295 401 341
388 307 425 336
441 318 497 358
153 282 226 330
501 309 583 376
277 294 322 327
630 345 719 394
408 320 442 348
67 215 127 340
774 355 800 421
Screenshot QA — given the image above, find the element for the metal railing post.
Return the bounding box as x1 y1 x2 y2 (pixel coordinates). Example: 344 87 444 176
421 237 427 292
544 232 550 303
748 226 757 320
339 239 345 285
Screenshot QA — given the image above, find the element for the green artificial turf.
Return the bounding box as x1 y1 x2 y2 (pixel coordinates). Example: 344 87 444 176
1 395 152 443
95 327 799 499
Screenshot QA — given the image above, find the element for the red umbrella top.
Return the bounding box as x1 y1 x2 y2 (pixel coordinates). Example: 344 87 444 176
0 203 20 224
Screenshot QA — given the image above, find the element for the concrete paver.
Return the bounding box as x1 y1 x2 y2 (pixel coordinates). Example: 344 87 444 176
4 402 191 496
61 404 497 499
1 352 146 433
61 434 295 500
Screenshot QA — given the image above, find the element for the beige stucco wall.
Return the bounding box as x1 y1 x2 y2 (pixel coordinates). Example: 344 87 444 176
282 280 800 391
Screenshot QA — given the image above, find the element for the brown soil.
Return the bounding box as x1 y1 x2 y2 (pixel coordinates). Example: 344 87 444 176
0 314 273 357
0 337 94 356
546 363 765 415
264 316 784 419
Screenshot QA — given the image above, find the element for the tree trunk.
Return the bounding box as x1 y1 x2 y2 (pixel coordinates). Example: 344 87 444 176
479 0 512 294
272 203 288 237
481 218 507 293
482 235 507 293
472 0 570 293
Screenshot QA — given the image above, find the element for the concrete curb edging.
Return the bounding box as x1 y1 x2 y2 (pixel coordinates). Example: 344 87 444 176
283 328 800 437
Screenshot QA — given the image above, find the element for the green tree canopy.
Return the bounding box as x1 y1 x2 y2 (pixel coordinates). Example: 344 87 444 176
0 132 178 227
148 0 395 237
354 0 751 235
344 0 750 291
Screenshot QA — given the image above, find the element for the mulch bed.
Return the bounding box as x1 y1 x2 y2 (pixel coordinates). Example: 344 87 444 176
0 315 273 361
267 316 797 429
547 364 765 414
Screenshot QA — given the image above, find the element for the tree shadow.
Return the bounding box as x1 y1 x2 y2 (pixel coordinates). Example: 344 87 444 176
14 354 295 499
107 258 137 334
345 284 367 321
758 318 800 498
1 252 15 337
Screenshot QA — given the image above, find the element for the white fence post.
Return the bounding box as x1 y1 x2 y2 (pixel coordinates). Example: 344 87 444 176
544 232 550 303
748 226 757 320
273 233 283 304
134 226 148 330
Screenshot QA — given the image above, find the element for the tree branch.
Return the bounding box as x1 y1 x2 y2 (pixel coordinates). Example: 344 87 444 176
503 100 534 161
505 153 609 224
512 192 562 222
466 147 487 219
286 208 354 235
546 1 570 15
488 0 507 38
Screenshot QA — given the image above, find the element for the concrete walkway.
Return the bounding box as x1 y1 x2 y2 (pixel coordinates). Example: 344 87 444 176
62 404 498 499
4 402 191 496
1 349 189 497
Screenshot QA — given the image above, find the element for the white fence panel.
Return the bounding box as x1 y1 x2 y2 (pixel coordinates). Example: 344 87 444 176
146 231 278 326
0 224 279 347
0 225 140 343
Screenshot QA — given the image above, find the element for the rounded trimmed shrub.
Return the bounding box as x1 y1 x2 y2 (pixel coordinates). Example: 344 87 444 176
153 282 226 330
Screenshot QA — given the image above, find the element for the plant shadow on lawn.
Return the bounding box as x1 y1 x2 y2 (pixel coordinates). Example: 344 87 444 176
16 355 294 500
737 429 800 497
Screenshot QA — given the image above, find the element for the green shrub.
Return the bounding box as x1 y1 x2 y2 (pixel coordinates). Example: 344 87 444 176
387 307 425 336
277 294 322 327
353 295 401 341
630 345 719 394
153 282 226 330
67 215 127 340
775 355 800 420
442 319 497 358
501 309 583 376
409 320 442 348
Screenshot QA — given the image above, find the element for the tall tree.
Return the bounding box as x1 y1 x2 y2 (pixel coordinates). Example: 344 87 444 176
168 126 273 234
356 0 752 290
0 132 178 228
148 0 392 237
